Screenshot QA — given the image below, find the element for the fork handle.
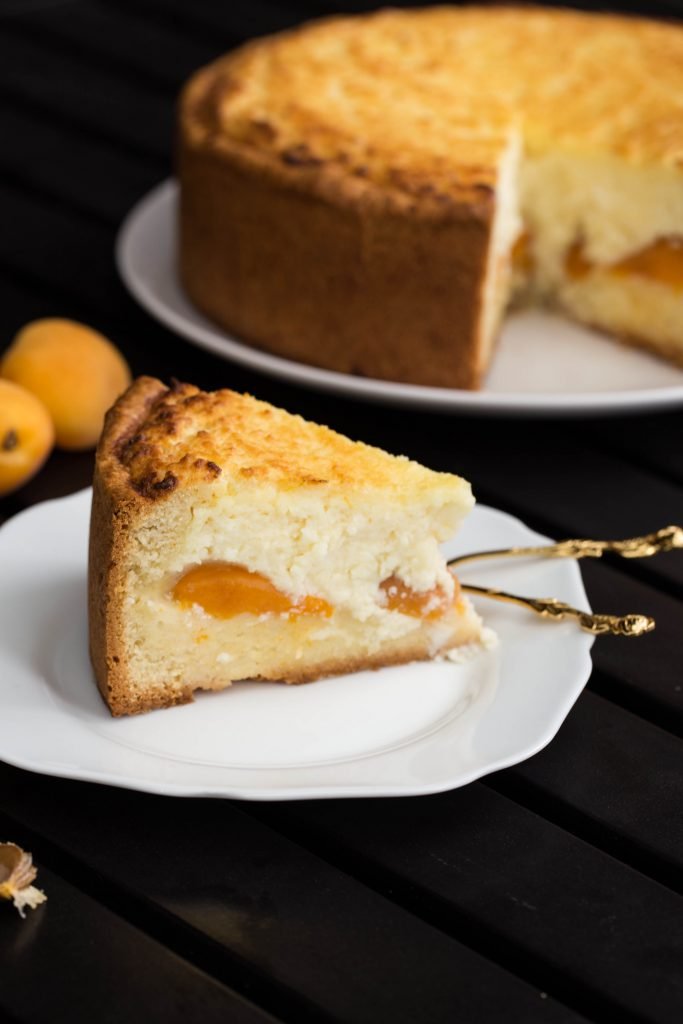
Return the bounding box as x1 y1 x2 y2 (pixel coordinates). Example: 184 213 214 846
449 525 683 569
460 584 655 637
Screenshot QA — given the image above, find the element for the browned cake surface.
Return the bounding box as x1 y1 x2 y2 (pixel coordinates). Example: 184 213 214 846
183 6 683 193
110 377 470 499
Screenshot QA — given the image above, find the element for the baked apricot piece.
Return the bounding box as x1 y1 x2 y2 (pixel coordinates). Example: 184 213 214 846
1 319 131 450
173 562 333 619
0 380 54 496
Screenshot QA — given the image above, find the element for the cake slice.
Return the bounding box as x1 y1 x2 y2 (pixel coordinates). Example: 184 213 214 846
88 377 482 715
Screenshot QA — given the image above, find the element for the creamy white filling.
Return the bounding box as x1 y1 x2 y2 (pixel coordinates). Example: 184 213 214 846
520 150 683 291
129 482 468 624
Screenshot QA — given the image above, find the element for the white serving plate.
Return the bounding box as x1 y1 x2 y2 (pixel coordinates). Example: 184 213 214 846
0 489 593 800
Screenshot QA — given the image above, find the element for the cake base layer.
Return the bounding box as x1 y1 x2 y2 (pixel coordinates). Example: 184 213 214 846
100 599 483 717
555 275 683 368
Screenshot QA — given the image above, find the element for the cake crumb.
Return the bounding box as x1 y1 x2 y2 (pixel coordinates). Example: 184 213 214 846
444 627 498 663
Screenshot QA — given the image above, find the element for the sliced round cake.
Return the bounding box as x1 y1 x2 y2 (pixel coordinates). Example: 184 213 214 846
179 6 683 388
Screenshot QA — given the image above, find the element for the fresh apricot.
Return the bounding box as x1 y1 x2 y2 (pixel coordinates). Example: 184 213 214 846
0 380 55 496
1 319 131 450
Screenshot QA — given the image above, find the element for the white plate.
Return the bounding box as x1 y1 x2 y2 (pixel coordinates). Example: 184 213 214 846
0 489 593 800
117 180 683 417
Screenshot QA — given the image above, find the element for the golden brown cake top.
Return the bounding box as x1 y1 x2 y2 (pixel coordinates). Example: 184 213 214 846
103 377 471 503
182 4 683 203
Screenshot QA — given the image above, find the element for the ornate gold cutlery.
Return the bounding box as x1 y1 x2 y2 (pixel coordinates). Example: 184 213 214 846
449 525 683 570
451 526 681 637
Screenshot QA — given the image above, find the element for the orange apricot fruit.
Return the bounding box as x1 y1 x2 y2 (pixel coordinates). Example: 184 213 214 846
1 319 131 450
0 379 55 496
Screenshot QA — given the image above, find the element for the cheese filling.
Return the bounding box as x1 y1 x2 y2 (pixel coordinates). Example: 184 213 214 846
172 561 459 622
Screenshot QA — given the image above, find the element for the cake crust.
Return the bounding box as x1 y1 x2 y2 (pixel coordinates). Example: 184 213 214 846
110 377 471 498
89 378 168 714
178 125 494 390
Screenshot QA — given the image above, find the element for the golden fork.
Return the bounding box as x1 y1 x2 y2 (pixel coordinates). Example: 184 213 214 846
450 526 681 637
448 525 683 570
459 585 655 637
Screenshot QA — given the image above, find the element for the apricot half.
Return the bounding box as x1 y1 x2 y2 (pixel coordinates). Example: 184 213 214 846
1 319 131 450
0 380 55 496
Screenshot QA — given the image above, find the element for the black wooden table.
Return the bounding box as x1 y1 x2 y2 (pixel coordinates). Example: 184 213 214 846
1 2 682 1022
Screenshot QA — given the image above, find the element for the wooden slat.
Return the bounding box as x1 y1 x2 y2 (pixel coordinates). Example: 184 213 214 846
111 0 308 43
281 0 683 19
0 184 130 314
0 107 159 225
251 777 683 1024
500 692 683 886
582 563 683 733
0 823 279 1024
7 0 217 92
0 766 585 1024
598 413 683 488
0 33 171 161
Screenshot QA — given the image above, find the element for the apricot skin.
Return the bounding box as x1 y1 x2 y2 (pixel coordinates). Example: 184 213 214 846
1 319 131 450
0 380 55 496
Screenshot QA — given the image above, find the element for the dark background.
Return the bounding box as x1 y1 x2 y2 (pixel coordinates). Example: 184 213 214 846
0 4 682 1024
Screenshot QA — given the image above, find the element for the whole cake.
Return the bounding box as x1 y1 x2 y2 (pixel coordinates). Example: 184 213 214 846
89 377 482 715
178 6 683 389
